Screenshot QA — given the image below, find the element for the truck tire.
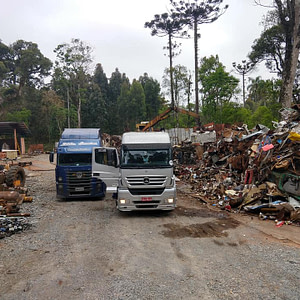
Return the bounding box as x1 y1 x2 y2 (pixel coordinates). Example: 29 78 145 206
6 166 26 187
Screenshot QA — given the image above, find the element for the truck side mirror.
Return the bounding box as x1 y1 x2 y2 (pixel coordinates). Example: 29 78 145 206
49 152 54 164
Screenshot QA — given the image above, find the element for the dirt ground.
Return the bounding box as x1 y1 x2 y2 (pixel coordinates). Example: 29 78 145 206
0 154 299 300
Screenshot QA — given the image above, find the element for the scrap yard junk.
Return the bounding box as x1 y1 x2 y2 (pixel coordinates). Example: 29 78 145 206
173 105 300 225
0 162 32 239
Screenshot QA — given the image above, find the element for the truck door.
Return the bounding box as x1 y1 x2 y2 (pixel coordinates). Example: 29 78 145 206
92 147 119 193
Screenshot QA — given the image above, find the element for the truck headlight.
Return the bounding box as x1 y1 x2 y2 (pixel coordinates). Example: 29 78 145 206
167 198 174 204
120 199 126 204
58 176 63 182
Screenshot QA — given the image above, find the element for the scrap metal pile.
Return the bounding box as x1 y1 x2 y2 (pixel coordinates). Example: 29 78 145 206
174 105 300 225
0 216 32 239
102 133 122 150
0 163 32 238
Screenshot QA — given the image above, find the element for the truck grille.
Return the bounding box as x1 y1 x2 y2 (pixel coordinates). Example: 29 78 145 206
66 170 92 196
133 201 159 209
125 175 167 187
129 188 164 195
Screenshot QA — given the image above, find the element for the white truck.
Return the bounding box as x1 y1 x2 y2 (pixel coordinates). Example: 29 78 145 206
92 131 176 211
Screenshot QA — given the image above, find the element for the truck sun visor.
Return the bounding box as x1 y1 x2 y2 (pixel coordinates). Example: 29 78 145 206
122 143 171 150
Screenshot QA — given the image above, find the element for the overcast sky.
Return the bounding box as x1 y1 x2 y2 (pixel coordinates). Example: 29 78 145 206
1 0 272 87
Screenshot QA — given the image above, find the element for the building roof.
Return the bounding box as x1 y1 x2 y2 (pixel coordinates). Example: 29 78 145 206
0 122 31 137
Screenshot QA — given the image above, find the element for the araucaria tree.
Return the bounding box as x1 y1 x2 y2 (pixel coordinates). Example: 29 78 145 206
253 0 300 107
249 17 286 75
170 0 228 116
273 0 300 107
145 12 187 109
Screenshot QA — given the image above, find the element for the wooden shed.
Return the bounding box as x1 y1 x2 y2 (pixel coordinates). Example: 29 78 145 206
0 122 31 156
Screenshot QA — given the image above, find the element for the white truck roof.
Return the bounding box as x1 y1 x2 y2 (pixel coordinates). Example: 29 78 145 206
122 132 170 145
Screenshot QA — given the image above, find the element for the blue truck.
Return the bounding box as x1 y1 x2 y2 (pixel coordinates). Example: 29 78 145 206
49 128 106 199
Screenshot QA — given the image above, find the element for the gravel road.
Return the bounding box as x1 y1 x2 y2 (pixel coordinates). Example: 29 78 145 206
0 154 299 300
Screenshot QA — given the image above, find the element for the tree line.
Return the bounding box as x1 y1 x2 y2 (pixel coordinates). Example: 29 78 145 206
0 38 163 145
0 0 299 147
145 0 299 111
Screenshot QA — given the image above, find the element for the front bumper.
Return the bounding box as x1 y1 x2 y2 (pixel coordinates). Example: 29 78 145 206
117 187 176 211
56 179 106 199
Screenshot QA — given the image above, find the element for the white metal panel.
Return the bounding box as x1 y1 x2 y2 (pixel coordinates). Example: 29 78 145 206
166 128 193 146
191 131 216 145
122 132 170 145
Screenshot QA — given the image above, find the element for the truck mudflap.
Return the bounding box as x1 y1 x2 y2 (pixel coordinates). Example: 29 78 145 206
116 188 176 211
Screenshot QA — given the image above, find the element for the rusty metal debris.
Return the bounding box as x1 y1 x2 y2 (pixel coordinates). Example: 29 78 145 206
174 107 300 226
27 144 44 154
0 191 32 215
0 216 32 239
0 159 33 238
0 188 32 238
102 133 122 150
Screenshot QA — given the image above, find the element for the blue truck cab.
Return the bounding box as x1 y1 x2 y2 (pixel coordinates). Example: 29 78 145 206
49 128 106 199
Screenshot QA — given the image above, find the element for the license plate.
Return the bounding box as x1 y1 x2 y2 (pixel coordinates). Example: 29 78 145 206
141 197 152 202
75 187 84 192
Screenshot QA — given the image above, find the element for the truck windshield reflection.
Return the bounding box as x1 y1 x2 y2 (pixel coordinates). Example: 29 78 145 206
58 153 91 166
121 149 171 168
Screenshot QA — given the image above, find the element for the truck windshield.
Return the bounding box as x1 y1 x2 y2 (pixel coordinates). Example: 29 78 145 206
121 149 171 168
58 153 91 166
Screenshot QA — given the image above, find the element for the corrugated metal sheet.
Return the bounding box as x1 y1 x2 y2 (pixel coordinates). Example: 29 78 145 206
191 131 216 145
166 128 193 146
166 128 217 146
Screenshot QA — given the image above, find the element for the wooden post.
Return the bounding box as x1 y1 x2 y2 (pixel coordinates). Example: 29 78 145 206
21 137 25 154
14 128 17 150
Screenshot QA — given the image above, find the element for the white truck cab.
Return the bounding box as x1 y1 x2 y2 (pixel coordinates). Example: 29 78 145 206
92 132 176 211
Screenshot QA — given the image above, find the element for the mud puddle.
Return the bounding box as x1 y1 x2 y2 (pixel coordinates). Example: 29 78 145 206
160 218 240 239
174 205 229 219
